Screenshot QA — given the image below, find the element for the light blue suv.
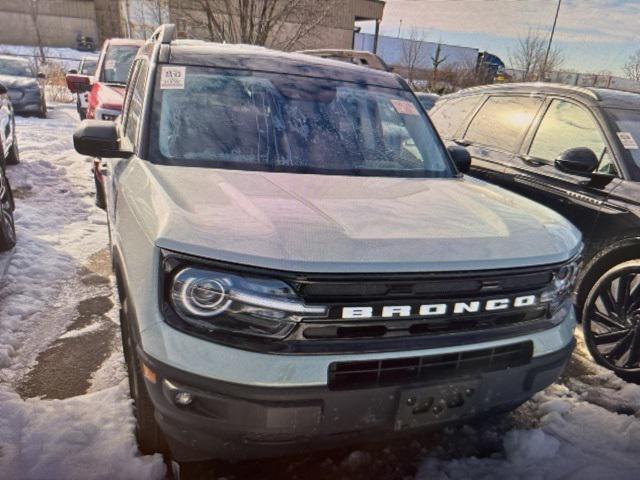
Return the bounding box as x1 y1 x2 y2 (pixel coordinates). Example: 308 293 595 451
73 25 582 469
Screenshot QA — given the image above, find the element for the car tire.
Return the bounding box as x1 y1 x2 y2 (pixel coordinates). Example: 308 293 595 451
94 172 106 210
119 298 168 456
38 101 47 119
0 169 16 251
583 260 640 381
6 137 19 165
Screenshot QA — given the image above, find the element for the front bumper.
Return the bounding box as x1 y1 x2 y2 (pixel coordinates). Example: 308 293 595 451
138 308 576 462
141 341 574 462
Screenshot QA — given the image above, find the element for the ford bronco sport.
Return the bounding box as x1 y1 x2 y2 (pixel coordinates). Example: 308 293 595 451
73 26 582 467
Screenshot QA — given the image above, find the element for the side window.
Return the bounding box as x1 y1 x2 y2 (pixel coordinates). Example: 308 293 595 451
124 61 149 145
429 96 482 139
529 100 609 166
465 96 542 151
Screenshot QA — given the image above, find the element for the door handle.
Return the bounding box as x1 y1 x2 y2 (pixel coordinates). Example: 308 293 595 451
518 154 546 167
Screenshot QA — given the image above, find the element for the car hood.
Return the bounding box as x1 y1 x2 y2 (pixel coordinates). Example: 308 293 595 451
133 165 582 273
0 74 38 90
96 83 125 109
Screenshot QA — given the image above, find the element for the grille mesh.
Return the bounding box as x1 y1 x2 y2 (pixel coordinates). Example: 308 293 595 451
328 341 533 390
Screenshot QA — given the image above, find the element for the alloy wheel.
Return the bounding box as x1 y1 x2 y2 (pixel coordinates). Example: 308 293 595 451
584 262 640 375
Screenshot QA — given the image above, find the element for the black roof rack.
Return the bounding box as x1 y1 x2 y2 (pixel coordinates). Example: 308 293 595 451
148 24 176 45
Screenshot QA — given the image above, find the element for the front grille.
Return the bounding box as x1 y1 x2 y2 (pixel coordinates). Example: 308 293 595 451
328 341 533 390
302 308 546 340
292 265 556 342
296 269 553 303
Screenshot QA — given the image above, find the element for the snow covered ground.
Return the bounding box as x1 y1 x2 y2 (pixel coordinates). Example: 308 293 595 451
0 45 98 71
0 105 164 480
0 106 640 479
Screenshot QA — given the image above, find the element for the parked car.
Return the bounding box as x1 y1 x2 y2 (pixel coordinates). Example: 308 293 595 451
68 56 98 120
430 83 640 379
76 34 96 52
74 26 581 472
66 38 144 209
416 92 439 110
0 55 46 118
0 83 16 251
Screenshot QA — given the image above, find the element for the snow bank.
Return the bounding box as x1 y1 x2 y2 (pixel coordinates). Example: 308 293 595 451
0 383 165 480
418 352 640 480
0 105 164 479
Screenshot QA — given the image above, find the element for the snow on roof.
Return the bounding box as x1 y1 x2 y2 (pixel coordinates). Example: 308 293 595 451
167 41 401 88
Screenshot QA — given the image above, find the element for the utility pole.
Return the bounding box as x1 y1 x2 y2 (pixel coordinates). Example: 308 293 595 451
540 0 562 81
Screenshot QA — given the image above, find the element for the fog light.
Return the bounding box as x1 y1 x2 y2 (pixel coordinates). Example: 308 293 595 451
174 391 193 406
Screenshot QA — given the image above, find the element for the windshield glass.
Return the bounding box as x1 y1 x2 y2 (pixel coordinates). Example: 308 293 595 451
101 45 138 84
606 108 640 172
149 66 454 177
0 57 33 77
80 59 97 76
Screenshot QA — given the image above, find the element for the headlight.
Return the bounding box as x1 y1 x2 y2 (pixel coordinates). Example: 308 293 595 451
169 267 327 339
540 257 581 311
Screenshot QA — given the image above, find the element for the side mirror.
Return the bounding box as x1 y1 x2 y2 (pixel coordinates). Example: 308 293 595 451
68 68 78 75
66 73 91 94
0 83 7 95
73 120 131 158
447 144 471 173
554 147 598 177
37 72 46 79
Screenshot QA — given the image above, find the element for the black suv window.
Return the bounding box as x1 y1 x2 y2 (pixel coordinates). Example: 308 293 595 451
465 96 542 151
529 99 613 172
149 66 455 178
430 95 482 139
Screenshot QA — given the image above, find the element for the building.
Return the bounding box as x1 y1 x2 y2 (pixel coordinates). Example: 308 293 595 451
355 32 479 74
0 0 98 48
0 0 384 53
119 0 384 51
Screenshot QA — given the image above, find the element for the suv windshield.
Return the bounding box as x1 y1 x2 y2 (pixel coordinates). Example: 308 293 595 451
149 66 454 177
606 108 640 172
0 57 33 77
80 59 97 76
101 45 139 84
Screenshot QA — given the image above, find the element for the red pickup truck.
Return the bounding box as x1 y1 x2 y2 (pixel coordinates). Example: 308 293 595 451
66 38 143 207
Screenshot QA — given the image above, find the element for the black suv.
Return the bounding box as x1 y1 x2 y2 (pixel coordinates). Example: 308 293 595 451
430 83 640 379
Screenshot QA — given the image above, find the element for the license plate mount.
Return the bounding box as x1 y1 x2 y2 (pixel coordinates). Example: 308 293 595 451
394 378 482 431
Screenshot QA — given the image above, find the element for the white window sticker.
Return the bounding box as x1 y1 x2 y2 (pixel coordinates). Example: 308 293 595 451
160 66 186 90
617 132 638 149
105 60 116 70
390 99 419 116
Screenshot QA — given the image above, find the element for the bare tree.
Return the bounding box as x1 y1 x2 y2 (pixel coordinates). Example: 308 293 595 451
509 30 563 81
124 0 170 38
28 0 46 65
623 50 640 82
179 0 340 51
401 28 429 87
430 42 447 84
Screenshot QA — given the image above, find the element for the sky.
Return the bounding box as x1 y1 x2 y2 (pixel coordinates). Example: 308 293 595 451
359 0 640 76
